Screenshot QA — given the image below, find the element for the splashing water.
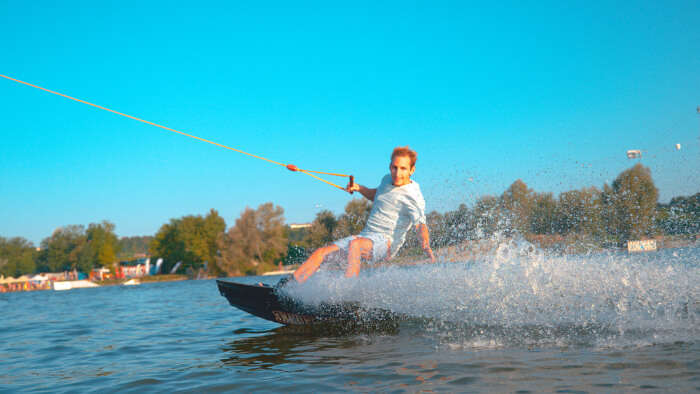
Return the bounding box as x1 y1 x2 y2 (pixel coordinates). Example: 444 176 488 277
281 241 700 348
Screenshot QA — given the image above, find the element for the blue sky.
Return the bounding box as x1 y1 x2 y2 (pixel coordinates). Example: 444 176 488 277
1 1 699 244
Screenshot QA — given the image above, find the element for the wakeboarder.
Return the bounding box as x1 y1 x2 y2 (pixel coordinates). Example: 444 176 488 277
292 146 435 283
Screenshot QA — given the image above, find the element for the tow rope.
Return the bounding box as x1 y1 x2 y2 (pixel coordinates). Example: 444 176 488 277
0 74 353 191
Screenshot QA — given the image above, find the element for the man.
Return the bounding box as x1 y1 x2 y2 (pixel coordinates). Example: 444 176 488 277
292 146 435 283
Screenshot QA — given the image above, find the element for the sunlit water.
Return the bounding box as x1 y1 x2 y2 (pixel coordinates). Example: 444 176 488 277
1 245 699 392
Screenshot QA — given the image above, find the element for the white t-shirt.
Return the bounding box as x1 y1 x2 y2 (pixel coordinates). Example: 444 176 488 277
360 174 427 258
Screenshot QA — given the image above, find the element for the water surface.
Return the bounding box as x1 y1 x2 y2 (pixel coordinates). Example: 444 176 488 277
1 245 698 392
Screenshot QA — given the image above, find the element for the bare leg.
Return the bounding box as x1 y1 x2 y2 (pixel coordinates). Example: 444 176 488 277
345 237 373 278
293 244 340 283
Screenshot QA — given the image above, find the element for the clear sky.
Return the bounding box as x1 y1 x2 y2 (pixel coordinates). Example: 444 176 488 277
1 1 699 245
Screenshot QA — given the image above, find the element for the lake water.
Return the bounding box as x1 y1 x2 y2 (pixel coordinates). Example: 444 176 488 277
1 244 699 392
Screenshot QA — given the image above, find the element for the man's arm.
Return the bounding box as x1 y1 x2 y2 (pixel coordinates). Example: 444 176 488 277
346 182 376 201
416 223 436 263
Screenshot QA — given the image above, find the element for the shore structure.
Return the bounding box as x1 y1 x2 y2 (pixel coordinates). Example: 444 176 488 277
0 258 180 293
0 275 51 292
53 280 100 291
0 271 82 293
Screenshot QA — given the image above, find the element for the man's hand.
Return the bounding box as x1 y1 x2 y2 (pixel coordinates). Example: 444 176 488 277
346 180 377 201
346 180 361 194
417 223 436 263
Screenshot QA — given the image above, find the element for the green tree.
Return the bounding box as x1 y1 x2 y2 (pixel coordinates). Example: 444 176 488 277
150 209 226 274
0 237 37 277
117 236 153 260
656 192 700 235
601 163 659 241
201 209 227 275
426 210 448 248
444 203 474 244
282 242 308 266
473 195 501 237
149 221 183 273
216 203 287 276
556 187 602 236
335 199 372 239
306 210 338 249
600 183 622 242
81 221 120 272
36 225 87 272
530 192 557 235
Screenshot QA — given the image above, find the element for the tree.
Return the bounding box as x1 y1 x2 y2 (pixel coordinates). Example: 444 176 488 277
0 237 37 277
473 195 501 237
216 203 287 276
335 199 372 239
529 192 557 235
282 242 308 266
36 225 86 272
150 209 226 274
117 236 153 260
501 179 534 234
426 210 448 248
444 203 474 244
149 221 184 273
556 187 602 236
601 163 659 241
656 192 700 235
81 221 120 272
201 209 228 275
306 210 338 249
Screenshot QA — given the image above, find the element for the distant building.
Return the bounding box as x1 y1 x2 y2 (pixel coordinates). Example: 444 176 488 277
288 223 312 243
89 267 112 281
116 257 152 278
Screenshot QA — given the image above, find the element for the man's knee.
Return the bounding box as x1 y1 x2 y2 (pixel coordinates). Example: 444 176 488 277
325 244 340 253
317 244 337 252
311 244 339 258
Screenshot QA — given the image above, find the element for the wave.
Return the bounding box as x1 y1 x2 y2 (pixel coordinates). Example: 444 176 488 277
282 240 700 347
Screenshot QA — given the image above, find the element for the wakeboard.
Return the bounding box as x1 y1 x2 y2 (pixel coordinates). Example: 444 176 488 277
216 278 402 326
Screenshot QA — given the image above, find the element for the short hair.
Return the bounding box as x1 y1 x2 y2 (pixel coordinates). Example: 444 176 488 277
391 146 417 167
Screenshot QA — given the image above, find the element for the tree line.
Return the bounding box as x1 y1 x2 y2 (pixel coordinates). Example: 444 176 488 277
424 163 697 252
0 221 123 278
1 163 697 278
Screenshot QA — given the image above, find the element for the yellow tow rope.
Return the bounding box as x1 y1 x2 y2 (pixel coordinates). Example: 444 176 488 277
0 74 353 190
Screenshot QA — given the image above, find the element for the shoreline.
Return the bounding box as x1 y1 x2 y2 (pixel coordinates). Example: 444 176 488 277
3 236 698 291
0 274 191 294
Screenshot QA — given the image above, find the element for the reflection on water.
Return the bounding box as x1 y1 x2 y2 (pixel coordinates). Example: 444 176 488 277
220 323 462 390
218 319 700 392
222 327 362 369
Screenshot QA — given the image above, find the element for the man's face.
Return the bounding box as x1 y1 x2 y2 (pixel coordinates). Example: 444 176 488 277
390 155 415 187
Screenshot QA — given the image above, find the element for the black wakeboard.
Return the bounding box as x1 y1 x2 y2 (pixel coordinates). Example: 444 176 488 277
216 279 402 326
